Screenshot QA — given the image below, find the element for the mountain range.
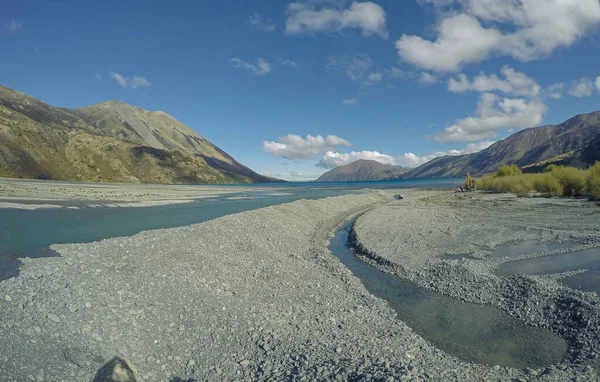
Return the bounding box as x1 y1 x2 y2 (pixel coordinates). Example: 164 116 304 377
404 111 600 179
316 159 408 182
0 85 277 184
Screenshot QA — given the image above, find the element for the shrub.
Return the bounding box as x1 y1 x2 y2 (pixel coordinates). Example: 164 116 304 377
478 174 495 190
511 176 534 197
496 164 522 177
546 165 586 196
587 162 600 201
533 174 563 197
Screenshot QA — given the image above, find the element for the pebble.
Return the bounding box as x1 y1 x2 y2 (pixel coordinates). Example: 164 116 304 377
47 313 60 323
4 295 12 302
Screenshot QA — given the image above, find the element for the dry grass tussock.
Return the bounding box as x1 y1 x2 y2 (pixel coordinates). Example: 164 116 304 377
478 163 600 199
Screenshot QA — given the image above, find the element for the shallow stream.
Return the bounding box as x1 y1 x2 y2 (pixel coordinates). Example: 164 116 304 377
329 221 568 369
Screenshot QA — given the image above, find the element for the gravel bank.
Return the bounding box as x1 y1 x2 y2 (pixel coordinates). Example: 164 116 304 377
1 190 597 381
353 190 600 378
0 178 273 209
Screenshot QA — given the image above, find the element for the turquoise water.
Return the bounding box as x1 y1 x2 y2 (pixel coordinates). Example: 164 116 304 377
329 222 567 368
0 178 462 281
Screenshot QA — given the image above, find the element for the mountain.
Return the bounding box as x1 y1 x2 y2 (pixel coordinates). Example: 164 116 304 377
0 85 278 184
405 111 600 179
316 159 408 182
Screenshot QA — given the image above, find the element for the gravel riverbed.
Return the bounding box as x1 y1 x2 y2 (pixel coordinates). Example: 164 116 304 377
1 190 598 381
353 190 600 380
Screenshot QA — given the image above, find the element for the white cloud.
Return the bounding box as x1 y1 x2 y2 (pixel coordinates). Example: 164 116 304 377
262 134 351 160
6 19 23 32
285 1 388 39
247 13 276 32
279 59 300 69
230 58 272 76
327 54 381 86
109 72 151 89
399 140 495 167
343 97 359 105
317 150 396 168
448 66 540 96
567 78 594 98
367 72 383 84
419 72 438 85
397 0 600 72
431 93 547 143
386 67 437 85
545 83 566 99
596 77 600 93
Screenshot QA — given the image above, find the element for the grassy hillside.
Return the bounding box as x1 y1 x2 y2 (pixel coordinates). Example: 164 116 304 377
0 85 276 184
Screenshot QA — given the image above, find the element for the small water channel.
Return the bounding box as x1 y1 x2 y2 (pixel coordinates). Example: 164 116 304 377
329 221 567 369
489 241 574 259
496 248 600 277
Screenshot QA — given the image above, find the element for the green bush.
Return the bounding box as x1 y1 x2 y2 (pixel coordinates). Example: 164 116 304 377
496 164 522 177
546 165 586 196
511 176 534 197
587 162 600 201
533 174 563 197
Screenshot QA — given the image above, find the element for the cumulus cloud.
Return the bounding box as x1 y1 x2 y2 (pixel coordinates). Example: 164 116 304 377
545 83 566 99
431 93 547 143
448 66 540 96
262 134 351 160
317 151 396 168
109 72 151 89
230 58 272 76
285 1 388 39
397 0 600 72
247 13 276 32
6 19 23 32
399 140 495 167
567 78 594 98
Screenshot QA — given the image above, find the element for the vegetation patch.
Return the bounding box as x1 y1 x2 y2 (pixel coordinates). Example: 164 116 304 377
479 163 600 199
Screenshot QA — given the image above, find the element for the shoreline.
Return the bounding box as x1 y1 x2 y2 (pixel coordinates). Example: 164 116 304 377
0 178 280 209
0 190 597 381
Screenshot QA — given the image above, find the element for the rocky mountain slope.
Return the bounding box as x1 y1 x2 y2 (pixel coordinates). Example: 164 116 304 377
405 111 600 178
316 159 408 182
0 85 276 184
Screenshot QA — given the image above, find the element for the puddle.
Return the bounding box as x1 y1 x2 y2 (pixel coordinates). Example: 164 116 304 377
562 268 600 296
490 240 574 259
496 248 600 277
329 222 567 369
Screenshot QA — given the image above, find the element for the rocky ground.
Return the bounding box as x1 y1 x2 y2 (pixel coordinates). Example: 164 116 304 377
0 178 271 209
0 190 598 381
354 190 600 378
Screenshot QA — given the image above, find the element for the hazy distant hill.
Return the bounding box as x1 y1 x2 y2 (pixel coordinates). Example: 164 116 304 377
405 111 600 178
316 159 408 182
0 85 278 184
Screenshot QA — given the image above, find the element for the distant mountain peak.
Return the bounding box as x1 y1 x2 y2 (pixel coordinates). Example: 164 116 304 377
317 159 407 182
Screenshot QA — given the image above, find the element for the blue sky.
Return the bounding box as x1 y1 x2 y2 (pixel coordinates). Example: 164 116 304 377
3 0 600 180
